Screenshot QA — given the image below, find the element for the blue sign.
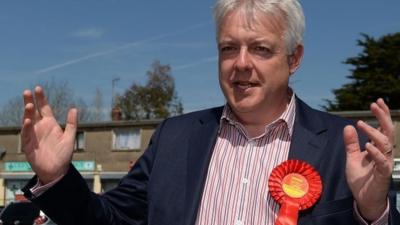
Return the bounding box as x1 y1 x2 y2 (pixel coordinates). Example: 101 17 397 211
4 161 95 172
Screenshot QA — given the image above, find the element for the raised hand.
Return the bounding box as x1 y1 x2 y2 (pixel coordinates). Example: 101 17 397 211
344 98 395 221
21 86 78 184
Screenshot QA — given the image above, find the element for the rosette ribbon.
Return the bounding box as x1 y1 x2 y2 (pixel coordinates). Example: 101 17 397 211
268 160 322 225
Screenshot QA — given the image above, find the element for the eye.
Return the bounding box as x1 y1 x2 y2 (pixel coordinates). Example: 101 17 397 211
251 45 273 58
219 45 238 55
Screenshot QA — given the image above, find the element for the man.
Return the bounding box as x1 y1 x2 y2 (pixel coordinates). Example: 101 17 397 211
21 0 399 224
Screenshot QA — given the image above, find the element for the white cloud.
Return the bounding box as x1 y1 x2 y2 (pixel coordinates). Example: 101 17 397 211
72 28 105 39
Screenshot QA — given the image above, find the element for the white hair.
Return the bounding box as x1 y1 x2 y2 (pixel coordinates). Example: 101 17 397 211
214 0 305 54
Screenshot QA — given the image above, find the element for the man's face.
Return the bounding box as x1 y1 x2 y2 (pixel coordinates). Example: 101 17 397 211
218 10 302 118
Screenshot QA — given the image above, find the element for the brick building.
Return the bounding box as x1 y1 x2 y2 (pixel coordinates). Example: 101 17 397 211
0 119 160 206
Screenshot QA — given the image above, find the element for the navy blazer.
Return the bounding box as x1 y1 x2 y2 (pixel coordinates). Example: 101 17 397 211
23 97 400 225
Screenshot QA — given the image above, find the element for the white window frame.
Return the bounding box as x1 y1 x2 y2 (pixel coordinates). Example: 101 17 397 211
112 127 141 150
394 159 400 172
397 192 400 211
74 131 86 151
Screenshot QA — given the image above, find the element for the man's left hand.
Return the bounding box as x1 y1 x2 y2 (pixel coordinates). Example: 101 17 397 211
344 98 395 221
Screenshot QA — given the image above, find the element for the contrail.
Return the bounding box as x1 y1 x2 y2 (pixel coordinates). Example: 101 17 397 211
34 21 212 75
174 56 217 71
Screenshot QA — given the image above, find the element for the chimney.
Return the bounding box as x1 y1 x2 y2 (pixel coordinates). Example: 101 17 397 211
111 106 122 121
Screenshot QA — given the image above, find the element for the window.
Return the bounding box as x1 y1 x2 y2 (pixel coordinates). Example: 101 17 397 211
397 192 400 211
395 159 400 172
74 131 85 151
112 128 141 150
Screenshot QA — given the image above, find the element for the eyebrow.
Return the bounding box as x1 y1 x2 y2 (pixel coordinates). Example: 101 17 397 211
218 39 276 49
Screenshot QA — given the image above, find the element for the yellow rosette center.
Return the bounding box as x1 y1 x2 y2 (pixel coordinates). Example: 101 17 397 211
282 173 309 198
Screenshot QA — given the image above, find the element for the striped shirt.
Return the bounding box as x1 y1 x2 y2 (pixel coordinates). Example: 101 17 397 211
195 94 296 225
194 93 388 225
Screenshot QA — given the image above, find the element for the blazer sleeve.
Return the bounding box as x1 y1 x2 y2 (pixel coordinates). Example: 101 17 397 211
22 120 167 225
389 188 400 224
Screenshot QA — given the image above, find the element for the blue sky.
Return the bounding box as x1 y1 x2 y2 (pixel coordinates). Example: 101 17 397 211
1 1 399 115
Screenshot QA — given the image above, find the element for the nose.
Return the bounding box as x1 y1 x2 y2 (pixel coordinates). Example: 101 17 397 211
234 47 252 71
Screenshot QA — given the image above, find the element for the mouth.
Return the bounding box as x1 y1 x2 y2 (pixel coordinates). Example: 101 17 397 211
233 81 258 90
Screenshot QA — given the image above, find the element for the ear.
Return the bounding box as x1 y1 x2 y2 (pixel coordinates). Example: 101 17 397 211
288 44 304 75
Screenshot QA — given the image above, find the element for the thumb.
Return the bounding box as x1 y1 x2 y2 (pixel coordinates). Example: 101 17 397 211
64 108 78 143
343 125 361 155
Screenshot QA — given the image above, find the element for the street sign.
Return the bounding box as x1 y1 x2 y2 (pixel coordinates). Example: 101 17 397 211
4 161 95 172
72 161 95 171
4 162 31 172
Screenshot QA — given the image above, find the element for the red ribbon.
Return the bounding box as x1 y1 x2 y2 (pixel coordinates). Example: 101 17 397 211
269 160 323 225
275 198 300 225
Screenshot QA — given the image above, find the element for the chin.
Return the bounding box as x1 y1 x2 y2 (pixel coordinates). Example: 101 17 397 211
228 101 259 114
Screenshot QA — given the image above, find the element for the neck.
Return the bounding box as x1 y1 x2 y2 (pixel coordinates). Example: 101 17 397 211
233 93 291 138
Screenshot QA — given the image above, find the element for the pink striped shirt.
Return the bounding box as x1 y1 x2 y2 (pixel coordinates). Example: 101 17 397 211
195 93 388 225
195 94 296 225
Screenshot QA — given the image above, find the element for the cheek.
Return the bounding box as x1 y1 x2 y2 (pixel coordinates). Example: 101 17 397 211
219 62 233 82
219 60 232 73
218 75 231 100
255 60 290 82
219 74 231 93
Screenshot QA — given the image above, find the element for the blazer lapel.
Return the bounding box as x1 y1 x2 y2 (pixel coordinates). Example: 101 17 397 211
288 98 329 169
184 107 222 225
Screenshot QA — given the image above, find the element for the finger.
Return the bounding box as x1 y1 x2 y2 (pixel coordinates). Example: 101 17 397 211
21 118 34 154
34 86 54 118
23 90 39 123
370 101 394 142
22 102 36 125
63 108 78 144
365 142 393 175
25 88 42 122
376 98 390 114
22 90 38 154
23 89 34 106
343 125 361 155
357 120 391 154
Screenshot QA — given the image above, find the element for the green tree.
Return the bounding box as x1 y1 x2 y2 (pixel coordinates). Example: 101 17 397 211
324 32 400 111
117 60 183 120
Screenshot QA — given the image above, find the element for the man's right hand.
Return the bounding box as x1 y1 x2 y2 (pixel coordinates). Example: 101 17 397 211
21 86 77 184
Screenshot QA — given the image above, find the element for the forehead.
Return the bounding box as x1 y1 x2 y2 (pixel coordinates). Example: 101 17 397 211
218 9 285 40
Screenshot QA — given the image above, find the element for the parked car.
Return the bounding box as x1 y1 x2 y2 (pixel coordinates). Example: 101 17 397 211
0 201 56 225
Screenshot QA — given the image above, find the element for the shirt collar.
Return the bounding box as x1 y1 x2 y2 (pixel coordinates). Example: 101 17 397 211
220 90 296 137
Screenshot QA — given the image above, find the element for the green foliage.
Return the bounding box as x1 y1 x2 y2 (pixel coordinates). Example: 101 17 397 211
117 60 183 120
324 32 400 111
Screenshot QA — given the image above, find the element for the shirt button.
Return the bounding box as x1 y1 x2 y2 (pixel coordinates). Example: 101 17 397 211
235 220 243 225
248 140 255 146
242 178 249 184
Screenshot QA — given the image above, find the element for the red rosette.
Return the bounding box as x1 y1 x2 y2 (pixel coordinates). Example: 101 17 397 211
268 160 322 225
